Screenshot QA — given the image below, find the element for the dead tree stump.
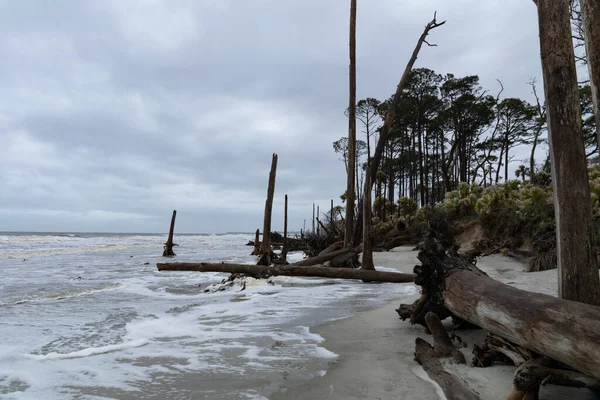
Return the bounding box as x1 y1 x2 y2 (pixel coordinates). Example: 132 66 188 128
257 153 278 266
162 210 177 256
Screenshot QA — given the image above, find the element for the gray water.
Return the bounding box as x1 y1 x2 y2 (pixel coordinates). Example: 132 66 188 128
0 232 413 399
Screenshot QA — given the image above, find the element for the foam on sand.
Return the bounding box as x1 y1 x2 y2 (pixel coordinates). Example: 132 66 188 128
26 340 149 360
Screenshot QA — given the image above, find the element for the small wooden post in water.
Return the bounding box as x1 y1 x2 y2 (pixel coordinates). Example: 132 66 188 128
251 229 260 255
258 153 278 265
163 210 177 256
281 194 289 262
362 168 374 270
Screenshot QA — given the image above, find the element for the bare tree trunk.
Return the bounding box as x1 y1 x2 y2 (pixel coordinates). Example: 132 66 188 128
312 203 315 233
258 153 278 265
317 205 320 236
529 80 545 183
536 0 600 305
345 0 357 249
418 118 426 207
251 229 260 255
504 133 510 182
282 194 288 261
581 0 600 147
362 167 374 270
495 146 504 184
352 12 444 245
330 199 334 227
157 262 415 283
162 210 177 256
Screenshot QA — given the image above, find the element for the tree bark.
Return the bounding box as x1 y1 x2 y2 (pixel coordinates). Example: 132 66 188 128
362 167 375 270
163 210 177 256
157 262 415 283
259 154 278 265
400 242 600 380
312 203 315 233
317 205 320 236
536 0 600 305
581 0 600 148
344 0 357 249
252 229 260 255
529 80 545 183
282 194 288 261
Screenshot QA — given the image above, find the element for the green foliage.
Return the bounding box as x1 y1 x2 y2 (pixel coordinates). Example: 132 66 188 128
372 196 396 219
533 171 552 187
434 180 556 251
397 197 418 220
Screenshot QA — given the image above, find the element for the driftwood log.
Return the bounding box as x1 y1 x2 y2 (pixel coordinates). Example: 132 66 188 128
507 357 600 399
415 312 480 400
293 244 362 267
399 238 600 381
156 262 415 283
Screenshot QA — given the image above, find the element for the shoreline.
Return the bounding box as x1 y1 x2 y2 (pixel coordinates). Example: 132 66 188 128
270 247 599 400
270 246 442 399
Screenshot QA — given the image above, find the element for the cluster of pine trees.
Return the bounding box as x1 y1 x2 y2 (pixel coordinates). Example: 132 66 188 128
334 68 597 218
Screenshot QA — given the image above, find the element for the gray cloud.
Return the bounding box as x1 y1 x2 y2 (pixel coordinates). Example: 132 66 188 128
0 0 546 233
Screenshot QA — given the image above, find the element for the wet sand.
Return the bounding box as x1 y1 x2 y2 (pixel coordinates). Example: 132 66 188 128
270 247 599 400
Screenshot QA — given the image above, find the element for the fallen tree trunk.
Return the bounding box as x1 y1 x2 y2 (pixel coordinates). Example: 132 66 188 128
399 239 600 380
156 262 415 283
293 244 362 267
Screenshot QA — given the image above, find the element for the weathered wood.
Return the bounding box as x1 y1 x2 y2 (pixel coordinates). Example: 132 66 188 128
156 262 415 283
344 0 357 249
375 234 420 252
536 0 600 305
414 312 479 400
281 194 288 261
403 242 600 380
362 166 374 270
251 229 260 255
510 357 600 398
293 245 361 266
330 199 334 227
162 210 177 256
258 154 278 265
353 12 445 247
317 205 320 236
581 0 600 146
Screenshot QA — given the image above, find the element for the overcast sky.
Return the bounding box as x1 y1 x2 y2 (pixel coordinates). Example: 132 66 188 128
1 0 547 233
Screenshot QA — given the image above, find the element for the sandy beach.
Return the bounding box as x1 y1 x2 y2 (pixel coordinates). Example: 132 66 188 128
270 247 599 400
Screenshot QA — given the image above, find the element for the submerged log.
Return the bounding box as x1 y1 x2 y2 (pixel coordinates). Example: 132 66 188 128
156 262 415 283
400 238 600 380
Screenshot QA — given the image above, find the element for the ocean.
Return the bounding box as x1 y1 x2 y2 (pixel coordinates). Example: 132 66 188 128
0 232 414 399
